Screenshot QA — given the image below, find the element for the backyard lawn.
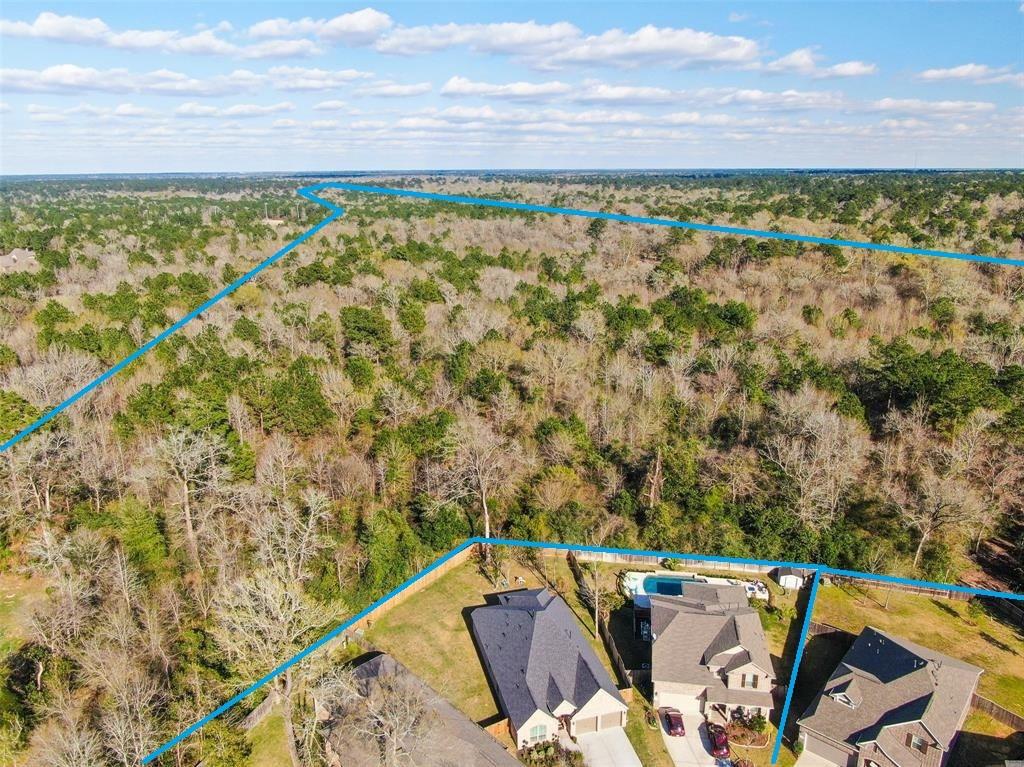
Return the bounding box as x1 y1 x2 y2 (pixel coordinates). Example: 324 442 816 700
950 710 1024 766
363 550 616 727
0 573 48 716
813 582 1024 715
245 705 293 767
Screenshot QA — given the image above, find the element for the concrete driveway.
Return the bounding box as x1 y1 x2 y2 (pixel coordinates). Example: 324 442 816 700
794 751 841 767
659 714 727 767
576 727 642 767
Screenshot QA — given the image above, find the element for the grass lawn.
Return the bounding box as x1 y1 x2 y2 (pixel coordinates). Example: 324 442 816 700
245 705 293 767
0 573 48 716
813 583 1024 714
363 551 616 727
729 722 796 767
622 689 673 767
949 710 1024 767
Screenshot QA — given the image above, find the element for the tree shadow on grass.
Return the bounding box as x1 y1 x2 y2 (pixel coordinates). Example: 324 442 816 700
949 729 1024 767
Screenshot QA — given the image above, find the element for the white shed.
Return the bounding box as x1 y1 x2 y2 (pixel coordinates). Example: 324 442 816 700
774 567 809 590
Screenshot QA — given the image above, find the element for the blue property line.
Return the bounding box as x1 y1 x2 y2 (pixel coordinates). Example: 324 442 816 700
306 182 1024 268
4 180 1023 455
770 568 821 765
141 538 476 764
0 196 344 454
145 535 1024 764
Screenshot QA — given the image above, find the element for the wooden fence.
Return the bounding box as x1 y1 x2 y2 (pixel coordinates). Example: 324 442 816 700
827 573 973 601
241 690 279 730
567 547 778 577
979 594 1024 629
970 693 1024 730
806 621 854 639
566 550 649 691
337 542 479 640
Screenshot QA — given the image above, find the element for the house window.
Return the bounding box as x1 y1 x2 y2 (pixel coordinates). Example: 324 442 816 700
528 725 547 743
907 734 928 753
741 673 758 689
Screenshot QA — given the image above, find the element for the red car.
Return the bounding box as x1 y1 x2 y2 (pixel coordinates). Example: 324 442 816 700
660 707 685 736
708 723 730 758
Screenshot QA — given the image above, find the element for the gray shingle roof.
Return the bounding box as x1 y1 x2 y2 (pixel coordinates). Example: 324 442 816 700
324 653 520 767
650 590 774 689
470 588 624 731
798 626 982 756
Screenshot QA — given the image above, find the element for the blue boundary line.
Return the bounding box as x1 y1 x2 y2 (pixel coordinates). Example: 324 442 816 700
141 539 475 764
0 194 344 453
144 535 1024 764
770 567 821 765
4 180 1024 455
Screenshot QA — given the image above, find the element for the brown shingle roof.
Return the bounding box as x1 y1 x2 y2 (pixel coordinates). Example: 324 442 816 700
798 626 982 759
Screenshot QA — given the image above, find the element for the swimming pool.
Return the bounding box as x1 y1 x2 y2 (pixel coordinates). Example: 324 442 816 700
619 569 770 605
642 574 697 596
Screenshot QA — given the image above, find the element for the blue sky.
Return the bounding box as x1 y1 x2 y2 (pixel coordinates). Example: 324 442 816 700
1 1 1022 173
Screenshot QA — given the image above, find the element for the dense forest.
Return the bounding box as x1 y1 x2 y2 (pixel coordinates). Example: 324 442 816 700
0 171 1022 765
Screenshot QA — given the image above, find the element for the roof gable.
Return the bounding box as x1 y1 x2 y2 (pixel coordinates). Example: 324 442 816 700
470 588 624 730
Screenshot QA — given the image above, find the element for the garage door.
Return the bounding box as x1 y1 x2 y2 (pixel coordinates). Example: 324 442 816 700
574 716 598 735
803 733 856 766
657 692 701 714
600 712 623 729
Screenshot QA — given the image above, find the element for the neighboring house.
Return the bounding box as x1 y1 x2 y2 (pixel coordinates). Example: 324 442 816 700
797 626 982 767
0 248 38 272
317 653 520 767
470 588 628 748
649 583 775 718
774 566 810 590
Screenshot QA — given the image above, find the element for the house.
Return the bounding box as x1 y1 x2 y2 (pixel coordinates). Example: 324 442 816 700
470 588 628 748
774 566 811 590
317 653 520 767
797 626 982 767
649 583 775 719
0 248 38 272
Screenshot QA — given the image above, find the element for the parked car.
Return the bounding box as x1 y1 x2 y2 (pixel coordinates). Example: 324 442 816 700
660 707 685 736
708 723 730 758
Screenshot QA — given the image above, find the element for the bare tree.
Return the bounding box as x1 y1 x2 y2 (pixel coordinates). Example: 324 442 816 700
763 385 870 531
451 409 524 544
213 570 330 755
315 662 435 767
880 404 980 568
153 429 227 573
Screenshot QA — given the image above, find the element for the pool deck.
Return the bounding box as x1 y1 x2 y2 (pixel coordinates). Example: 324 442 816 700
621 570 770 607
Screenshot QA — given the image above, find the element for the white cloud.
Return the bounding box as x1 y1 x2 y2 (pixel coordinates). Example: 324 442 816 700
0 11 318 58
728 12 749 22
266 66 372 91
440 75 571 100
175 101 294 118
22 101 161 121
0 102 9 113
572 81 677 104
537 24 761 70
822 61 877 78
249 9 393 45
703 87 846 111
871 97 996 115
0 65 369 96
765 47 877 78
917 63 1024 87
313 99 349 111
375 20 579 56
354 80 432 97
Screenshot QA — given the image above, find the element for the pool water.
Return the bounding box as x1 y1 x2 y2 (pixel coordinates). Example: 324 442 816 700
642 574 696 596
